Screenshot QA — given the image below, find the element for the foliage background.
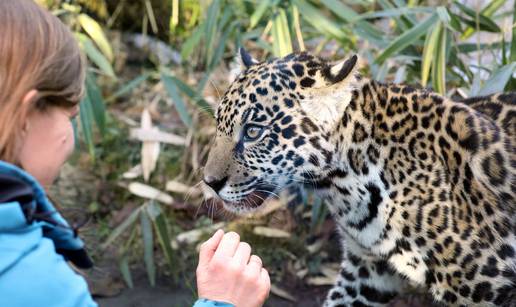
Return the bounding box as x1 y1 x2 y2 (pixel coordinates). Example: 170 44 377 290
39 0 515 306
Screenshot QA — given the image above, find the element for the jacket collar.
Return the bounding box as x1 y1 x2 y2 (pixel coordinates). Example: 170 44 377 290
0 160 93 269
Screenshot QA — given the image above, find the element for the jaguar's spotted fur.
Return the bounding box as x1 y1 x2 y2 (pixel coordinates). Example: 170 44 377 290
203 50 516 306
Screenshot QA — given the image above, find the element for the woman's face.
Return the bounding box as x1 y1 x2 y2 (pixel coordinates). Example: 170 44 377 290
17 104 79 189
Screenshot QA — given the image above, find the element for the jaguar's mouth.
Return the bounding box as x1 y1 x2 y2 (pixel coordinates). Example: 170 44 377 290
229 184 277 210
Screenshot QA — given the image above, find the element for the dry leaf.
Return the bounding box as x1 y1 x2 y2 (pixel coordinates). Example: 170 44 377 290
175 222 225 245
140 109 160 182
127 182 173 204
165 180 201 196
130 128 186 145
253 226 291 238
305 276 335 286
122 164 142 179
270 284 296 302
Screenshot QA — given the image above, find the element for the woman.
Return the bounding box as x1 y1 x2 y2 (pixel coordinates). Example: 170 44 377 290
0 1 270 306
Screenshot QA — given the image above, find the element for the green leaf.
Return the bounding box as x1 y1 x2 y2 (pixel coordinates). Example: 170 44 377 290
107 72 151 102
454 1 501 35
180 26 203 61
356 6 434 20
461 0 506 38
79 93 95 158
204 0 220 67
271 9 293 57
119 255 134 289
511 1 516 62
477 63 516 96
421 22 441 87
293 0 347 42
320 0 384 46
147 201 176 281
250 0 274 28
77 13 113 62
101 206 142 249
85 73 106 136
161 73 193 128
376 13 438 64
432 26 447 94
76 33 115 78
141 209 156 287
169 76 213 116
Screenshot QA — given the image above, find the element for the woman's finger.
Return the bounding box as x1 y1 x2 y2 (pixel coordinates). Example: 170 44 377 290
245 254 263 276
198 229 224 267
213 231 241 258
233 242 251 266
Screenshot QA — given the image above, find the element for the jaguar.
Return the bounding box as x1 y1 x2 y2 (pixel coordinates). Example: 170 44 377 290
203 48 516 306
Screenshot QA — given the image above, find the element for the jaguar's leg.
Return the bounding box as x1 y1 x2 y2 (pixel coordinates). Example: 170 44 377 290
324 251 407 307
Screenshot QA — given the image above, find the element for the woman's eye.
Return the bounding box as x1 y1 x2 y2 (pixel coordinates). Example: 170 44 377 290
243 125 264 141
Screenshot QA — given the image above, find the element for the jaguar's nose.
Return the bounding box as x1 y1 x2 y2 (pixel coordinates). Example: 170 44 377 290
203 175 228 194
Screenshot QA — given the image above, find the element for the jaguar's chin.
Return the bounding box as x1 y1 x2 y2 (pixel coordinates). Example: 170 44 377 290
225 184 277 212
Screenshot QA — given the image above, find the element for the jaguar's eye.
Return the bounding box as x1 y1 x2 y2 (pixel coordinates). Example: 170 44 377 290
243 124 264 141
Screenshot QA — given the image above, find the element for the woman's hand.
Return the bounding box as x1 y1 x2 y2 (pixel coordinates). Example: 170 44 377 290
196 230 271 307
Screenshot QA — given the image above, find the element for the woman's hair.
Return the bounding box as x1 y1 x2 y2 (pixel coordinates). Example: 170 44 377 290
0 0 85 163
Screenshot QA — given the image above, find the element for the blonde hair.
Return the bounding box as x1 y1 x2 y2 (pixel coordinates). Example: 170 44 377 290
0 0 85 163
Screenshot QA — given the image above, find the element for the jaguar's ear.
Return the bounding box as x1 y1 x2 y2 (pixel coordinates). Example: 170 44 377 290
238 47 259 68
321 54 358 86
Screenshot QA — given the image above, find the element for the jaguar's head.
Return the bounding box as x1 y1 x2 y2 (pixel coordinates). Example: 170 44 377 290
203 49 358 213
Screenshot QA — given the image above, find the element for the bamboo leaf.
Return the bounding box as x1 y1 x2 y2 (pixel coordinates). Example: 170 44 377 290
204 0 220 67
85 73 106 136
79 93 95 158
356 6 434 20
454 1 501 35
78 13 113 61
161 73 193 128
180 26 203 61
169 76 213 115
107 72 151 102
477 63 516 96
119 255 134 288
376 13 438 64
421 22 441 86
432 26 447 94
101 206 142 249
147 201 176 281
141 209 156 287
250 0 274 28
293 0 347 43
76 33 115 78
511 1 516 63
272 9 293 57
461 0 505 38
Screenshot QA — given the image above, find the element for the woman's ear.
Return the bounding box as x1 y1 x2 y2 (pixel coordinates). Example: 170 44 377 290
20 89 40 132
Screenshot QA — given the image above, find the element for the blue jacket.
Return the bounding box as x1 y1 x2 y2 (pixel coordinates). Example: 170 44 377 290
0 161 233 307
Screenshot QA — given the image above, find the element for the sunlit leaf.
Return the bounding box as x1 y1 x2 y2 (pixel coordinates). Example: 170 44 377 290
421 22 441 86
432 26 447 94
78 13 113 61
76 33 115 78
272 9 293 57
